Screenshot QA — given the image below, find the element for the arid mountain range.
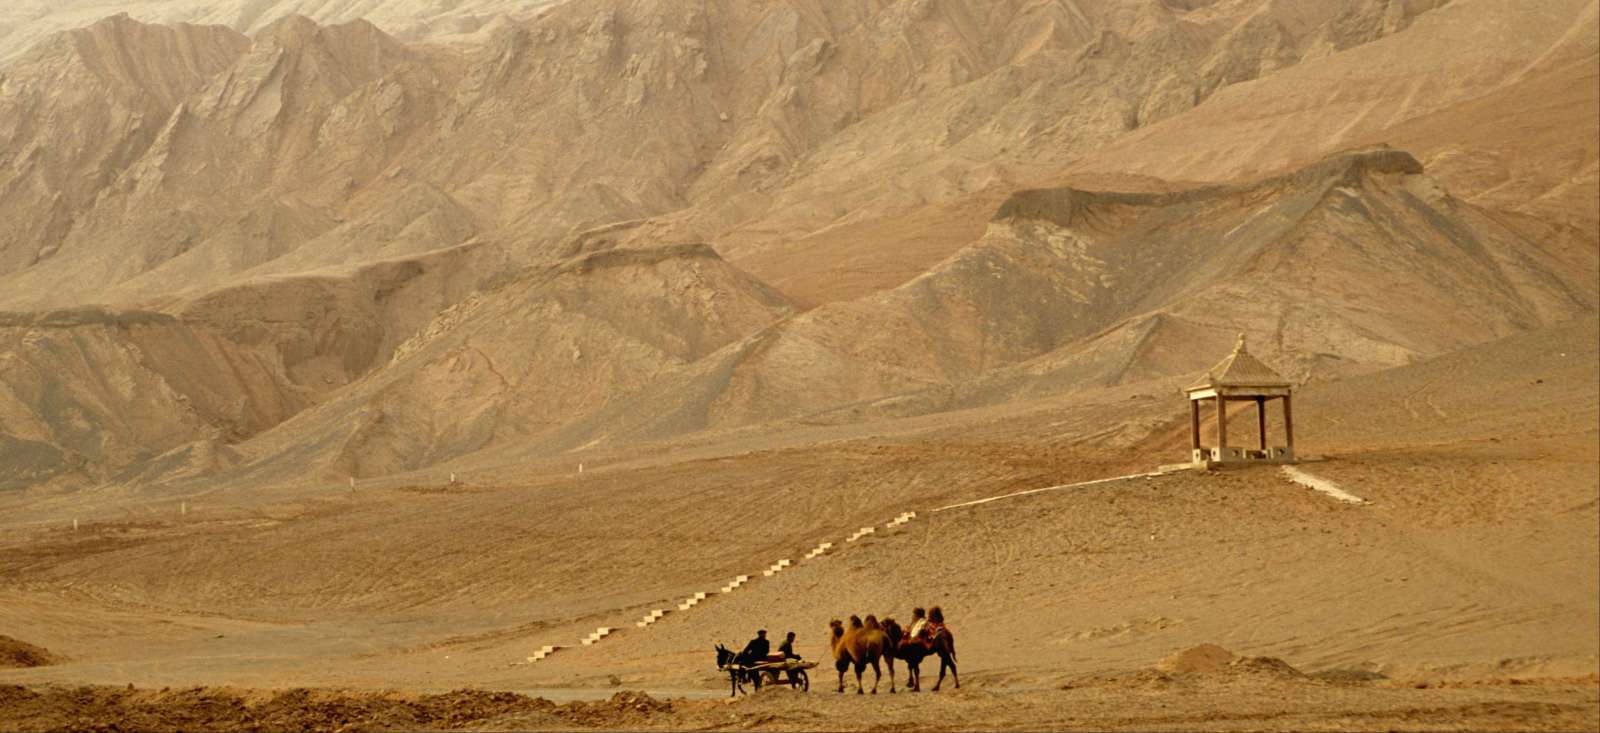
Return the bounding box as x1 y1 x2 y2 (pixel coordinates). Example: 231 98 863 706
0 0 1595 493
0 0 563 63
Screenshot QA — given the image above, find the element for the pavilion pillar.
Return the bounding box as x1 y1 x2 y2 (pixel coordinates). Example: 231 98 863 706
1282 395 1294 452
1214 395 1227 458
1189 400 1201 452
1256 397 1267 450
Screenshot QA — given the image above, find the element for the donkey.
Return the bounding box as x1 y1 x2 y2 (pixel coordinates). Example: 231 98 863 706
715 643 763 697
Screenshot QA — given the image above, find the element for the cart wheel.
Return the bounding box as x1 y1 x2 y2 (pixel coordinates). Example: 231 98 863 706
796 669 809 692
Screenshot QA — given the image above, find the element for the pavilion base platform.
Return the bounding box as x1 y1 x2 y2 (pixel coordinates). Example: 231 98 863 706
1189 446 1295 470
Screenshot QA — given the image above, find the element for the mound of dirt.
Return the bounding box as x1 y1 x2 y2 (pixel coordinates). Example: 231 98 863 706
0 685 683 732
1153 644 1309 680
555 691 678 729
0 636 57 668
1157 643 1237 674
1060 668 1179 690
1063 650 1312 690
1229 655 1308 679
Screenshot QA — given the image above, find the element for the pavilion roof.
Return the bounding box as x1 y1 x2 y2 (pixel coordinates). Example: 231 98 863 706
1186 334 1290 392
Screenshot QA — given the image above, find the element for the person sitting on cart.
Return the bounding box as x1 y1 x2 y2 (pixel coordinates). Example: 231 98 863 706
778 631 801 661
738 629 771 665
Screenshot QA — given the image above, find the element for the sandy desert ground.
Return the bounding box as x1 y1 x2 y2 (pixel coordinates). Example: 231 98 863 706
0 0 1596 730
1 317 1595 730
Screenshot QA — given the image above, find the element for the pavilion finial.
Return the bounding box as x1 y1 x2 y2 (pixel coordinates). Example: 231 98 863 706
1234 332 1247 353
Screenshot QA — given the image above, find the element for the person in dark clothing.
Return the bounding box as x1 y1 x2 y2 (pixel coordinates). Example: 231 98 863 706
778 631 801 660
739 629 770 663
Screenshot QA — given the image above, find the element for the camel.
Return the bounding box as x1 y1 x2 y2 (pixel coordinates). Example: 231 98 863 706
828 615 887 694
879 617 921 692
881 613 958 691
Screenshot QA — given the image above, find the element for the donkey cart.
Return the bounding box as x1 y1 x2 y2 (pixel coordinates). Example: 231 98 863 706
714 645 815 696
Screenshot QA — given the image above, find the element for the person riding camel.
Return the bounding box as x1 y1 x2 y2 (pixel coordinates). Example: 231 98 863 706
907 607 932 650
925 606 948 645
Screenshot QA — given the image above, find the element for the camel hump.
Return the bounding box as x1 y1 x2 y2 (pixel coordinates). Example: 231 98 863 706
864 615 881 630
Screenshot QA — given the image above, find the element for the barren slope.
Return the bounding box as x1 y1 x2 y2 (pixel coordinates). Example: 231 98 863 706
0 320 1591 712
193 244 797 483
0 1 563 64
0 14 469 309
547 149 1594 451
0 0 1481 310
1069 0 1598 207
0 4 1594 730
0 242 504 489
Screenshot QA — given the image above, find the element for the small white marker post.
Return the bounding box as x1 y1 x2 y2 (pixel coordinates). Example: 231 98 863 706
449 472 456 484
578 463 584 475
349 477 356 491
180 502 187 516
73 518 78 531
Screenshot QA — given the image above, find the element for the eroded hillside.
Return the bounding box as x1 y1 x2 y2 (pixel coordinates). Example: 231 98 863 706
0 0 1594 492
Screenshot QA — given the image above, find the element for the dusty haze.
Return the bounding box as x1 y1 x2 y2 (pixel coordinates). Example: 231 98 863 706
0 0 1596 730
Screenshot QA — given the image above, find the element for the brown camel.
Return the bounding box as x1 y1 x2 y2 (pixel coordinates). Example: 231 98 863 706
828 615 887 694
881 614 958 691
880 617 920 692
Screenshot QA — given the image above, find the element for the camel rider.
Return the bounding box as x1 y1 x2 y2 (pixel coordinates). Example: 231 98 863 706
908 607 932 649
739 629 771 663
778 631 801 661
925 606 948 643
